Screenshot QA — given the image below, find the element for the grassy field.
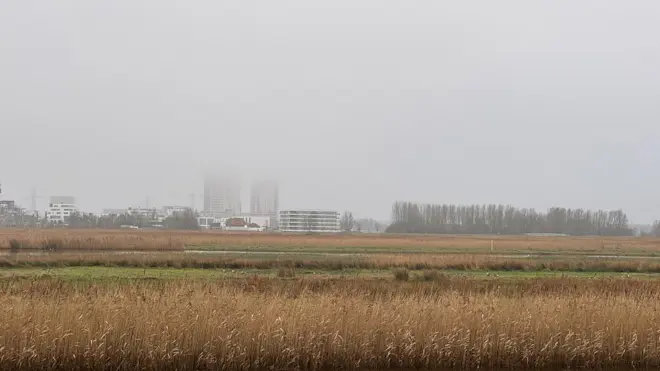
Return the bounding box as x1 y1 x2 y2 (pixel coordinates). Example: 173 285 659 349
3 229 660 369
4 265 658 283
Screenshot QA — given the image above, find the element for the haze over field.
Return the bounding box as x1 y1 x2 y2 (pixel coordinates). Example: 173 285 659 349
2 1 660 222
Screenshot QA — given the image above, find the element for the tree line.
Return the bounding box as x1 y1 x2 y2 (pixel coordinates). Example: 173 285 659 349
340 212 384 233
387 201 633 236
45 210 199 230
650 221 660 237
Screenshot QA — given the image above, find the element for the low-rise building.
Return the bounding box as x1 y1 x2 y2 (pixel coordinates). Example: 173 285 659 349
162 205 193 217
196 214 271 231
129 207 157 217
102 208 129 216
45 196 78 224
197 215 218 229
0 200 16 210
279 209 340 233
0 200 37 227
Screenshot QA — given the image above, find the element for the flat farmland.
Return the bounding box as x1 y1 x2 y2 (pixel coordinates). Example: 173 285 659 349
3 229 660 369
2 228 660 255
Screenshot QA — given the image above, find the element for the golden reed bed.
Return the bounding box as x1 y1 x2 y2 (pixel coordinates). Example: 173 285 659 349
2 277 660 370
1 228 660 252
4 252 660 273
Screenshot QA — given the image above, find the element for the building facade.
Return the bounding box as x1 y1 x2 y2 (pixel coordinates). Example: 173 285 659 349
162 205 193 217
197 214 273 230
249 179 279 227
250 179 279 215
0 200 33 227
279 209 341 233
102 208 129 216
203 173 241 217
45 196 77 224
127 207 158 219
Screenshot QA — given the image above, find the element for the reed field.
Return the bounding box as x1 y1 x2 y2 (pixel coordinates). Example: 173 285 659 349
4 251 660 274
2 228 660 254
2 276 660 370
3 229 660 369
0 229 186 251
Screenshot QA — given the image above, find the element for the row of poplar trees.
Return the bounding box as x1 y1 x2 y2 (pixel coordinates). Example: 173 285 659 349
388 201 633 236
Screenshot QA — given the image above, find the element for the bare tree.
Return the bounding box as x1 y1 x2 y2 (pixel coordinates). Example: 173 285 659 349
652 220 660 237
388 200 633 236
340 211 355 232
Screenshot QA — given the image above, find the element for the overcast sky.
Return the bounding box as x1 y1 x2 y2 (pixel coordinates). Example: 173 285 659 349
1 1 660 222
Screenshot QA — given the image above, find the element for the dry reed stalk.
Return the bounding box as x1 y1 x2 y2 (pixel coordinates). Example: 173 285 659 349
3 275 660 299
3 252 660 274
0 229 185 251
1 278 660 370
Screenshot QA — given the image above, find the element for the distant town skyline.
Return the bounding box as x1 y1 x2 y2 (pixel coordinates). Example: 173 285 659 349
203 172 242 216
4 1 660 224
250 179 279 216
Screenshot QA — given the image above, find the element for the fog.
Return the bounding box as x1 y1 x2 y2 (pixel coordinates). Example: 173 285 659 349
1 1 659 222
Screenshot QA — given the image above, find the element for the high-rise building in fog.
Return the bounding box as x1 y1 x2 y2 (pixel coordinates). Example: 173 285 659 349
203 173 241 217
250 179 279 216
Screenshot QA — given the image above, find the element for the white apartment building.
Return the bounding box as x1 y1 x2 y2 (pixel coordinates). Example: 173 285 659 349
203 173 241 217
45 196 78 224
279 209 341 233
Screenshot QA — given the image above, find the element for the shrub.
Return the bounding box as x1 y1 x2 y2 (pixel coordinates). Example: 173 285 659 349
421 269 442 281
277 267 296 278
393 268 409 281
41 239 63 252
9 239 23 252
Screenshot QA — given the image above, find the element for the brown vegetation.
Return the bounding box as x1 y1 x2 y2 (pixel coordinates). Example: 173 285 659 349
4 252 660 274
2 228 660 253
2 276 660 370
0 229 186 251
